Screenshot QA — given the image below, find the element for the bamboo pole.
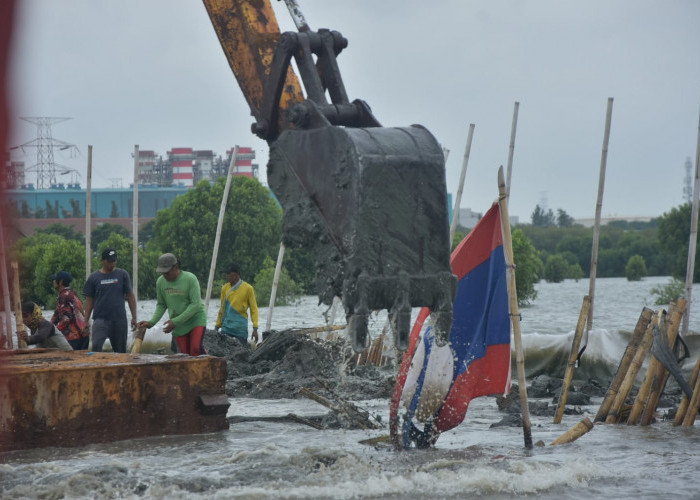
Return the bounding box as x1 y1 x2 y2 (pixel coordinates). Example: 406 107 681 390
449 123 475 245
204 145 239 314
10 261 26 349
682 368 700 427
498 166 533 449
265 242 286 332
85 145 92 277
605 311 660 424
595 307 654 422
0 213 13 348
132 145 139 304
673 348 700 425
505 101 519 200
550 417 594 446
553 295 591 424
682 99 700 336
628 302 684 425
586 97 614 335
639 300 685 425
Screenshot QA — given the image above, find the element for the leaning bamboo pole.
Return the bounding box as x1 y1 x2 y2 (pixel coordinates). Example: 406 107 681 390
681 99 700 336
132 145 139 304
85 145 92 277
639 300 686 425
595 307 654 422
605 310 661 424
265 242 286 332
553 295 591 424
586 97 614 335
550 417 594 446
498 166 533 449
204 146 239 314
673 348 700 425
628 302 684 425
10 261 26 348
449 123 475 245
505 101 519 200
0 213 13 347
682 368 700 427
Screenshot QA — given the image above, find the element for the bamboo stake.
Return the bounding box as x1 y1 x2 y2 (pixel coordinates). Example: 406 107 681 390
553 295 591 424
498 166 533 449
682 98 700 336
629 302 684 425
10 261 26 349
265 242 286 332
682 369 700 427
595 307 654 422
550 417 594 446
586 97 614 335
85 145 92 277
204 146 239 314
639 300 686 425
505 102 519 200
673 348 700 425
132 145 140 305
0 213 13 348
449 123 475 245
605 310 661 424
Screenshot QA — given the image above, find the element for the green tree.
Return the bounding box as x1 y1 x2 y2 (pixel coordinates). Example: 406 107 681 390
650 278 684 305
511 228 541 305
153 176 282 288
556 208 575 227
625 254 647 281
544 254 568 283
110 200 120 218
657 203 698 280
20 201 31 217
531 204 555 227
34 206 46 218
568 262 584 281
45 200 59 218
11 233 86 308
36 222 85 243
91 223 131 251
69 198 83 217
253 256 302 307
284 246 316 295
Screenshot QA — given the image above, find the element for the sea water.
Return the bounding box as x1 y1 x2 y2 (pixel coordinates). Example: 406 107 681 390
2 276 700 499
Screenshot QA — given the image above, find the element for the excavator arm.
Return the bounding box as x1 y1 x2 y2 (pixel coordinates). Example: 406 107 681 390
203 0 456 352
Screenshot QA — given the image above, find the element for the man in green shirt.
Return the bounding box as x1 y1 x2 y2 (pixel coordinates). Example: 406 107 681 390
138 253 207 356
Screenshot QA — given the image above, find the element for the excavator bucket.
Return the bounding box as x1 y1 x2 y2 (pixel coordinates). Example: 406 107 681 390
203 1 456 351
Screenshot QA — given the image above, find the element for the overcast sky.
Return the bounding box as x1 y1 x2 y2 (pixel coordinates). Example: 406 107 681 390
8 0 700 222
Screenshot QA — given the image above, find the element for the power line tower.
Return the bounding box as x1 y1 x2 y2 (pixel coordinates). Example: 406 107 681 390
683 156 693 204
12 117 80 189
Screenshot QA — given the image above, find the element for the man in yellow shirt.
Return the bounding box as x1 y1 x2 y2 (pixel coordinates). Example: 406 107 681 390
216 262 259 345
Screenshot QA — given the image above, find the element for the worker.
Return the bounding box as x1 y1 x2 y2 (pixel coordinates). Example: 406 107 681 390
138 253 207 356
17 301 72 351
216 262 259 346
83 248 137 353
50 270 89 350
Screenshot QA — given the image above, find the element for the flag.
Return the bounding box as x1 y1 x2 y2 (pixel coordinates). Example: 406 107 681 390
390 202 512 448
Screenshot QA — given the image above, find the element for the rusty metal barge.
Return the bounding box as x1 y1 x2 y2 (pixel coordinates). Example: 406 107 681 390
0 349 230 452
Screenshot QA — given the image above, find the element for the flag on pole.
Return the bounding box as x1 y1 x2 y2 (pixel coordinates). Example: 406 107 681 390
390 202 512 448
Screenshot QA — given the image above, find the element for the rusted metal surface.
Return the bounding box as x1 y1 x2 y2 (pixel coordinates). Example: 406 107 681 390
0 349 229 452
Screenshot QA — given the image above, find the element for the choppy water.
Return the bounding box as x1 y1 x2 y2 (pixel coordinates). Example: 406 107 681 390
3 276 700 499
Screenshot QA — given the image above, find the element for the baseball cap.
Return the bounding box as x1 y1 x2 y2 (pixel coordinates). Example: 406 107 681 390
156 253 178 273
50 270 73 285
101 248 117 262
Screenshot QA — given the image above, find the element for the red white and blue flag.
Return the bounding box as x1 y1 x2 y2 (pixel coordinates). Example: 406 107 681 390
390 202 512 448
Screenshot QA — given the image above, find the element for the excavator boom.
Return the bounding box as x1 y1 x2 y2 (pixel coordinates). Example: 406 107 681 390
203 0 456 351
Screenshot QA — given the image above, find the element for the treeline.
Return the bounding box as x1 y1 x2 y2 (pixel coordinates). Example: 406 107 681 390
11 176 315 309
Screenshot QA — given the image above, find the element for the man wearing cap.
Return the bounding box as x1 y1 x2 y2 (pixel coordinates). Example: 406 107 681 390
83 247 137 353
215 262 259 346
138 253 207 356
50 270 89 350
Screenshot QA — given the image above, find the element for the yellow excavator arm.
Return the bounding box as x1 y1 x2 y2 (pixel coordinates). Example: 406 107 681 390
203 0 456 352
